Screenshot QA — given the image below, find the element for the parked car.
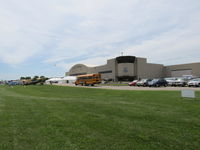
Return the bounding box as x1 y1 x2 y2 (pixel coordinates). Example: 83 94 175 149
174 78 187 87
0 81 6 85
128 80 138 86
165 77 177 86
182 75 194 80
187 78 200 87
7 80 23 86
148 79 168 87
137 79 152 87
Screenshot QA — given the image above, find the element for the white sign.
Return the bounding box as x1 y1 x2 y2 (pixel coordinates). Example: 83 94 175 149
181 90 196 98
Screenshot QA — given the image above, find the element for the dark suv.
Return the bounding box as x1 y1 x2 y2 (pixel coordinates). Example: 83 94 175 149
148 79 167 87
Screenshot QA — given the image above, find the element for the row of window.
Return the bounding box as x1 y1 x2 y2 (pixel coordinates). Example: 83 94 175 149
71 70 112 77
78 76 99 80
70 73 87 76
98 70 112 74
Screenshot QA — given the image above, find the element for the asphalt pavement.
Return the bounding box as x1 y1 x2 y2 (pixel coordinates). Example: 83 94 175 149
59 84 200 91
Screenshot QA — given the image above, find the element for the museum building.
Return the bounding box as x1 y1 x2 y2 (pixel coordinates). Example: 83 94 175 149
66 56 200 81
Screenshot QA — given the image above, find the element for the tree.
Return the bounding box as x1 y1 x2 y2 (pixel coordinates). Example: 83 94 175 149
32 76 39 81
25 77 31 80
20 77 25 80
40 76 45 79
39 76 48 82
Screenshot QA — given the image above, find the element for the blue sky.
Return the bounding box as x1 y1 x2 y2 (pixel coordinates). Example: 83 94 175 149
0 0 200 80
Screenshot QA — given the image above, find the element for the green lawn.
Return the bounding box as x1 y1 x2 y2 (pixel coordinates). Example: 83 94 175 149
0 85 199 150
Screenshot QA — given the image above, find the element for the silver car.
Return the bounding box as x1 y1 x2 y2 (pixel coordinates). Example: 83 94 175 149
165 77 177 86
174 78 187 87
188 78 200 87
137 79 152 87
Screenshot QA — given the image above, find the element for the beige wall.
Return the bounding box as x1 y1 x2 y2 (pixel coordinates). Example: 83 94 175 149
68 59 117 80
69 64 90 76
92 59 116 80
137 58 163 79
117 63 134 77
164 62 200 77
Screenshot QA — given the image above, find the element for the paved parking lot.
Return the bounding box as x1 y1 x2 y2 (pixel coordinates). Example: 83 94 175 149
60 84 200 91
94 86 200 91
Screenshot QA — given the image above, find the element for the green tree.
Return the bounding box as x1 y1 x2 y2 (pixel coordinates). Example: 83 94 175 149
20 77 25 80
39 76 48 82
32 76 39 81
25 77 31 80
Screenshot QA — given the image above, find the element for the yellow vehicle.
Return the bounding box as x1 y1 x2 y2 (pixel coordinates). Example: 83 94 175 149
75 74 101 86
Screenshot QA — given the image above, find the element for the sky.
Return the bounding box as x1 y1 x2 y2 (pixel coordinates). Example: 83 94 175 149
0 0 200 80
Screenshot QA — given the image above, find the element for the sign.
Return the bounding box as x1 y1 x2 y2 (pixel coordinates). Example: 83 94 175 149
123 67 128 73
181 90 196 98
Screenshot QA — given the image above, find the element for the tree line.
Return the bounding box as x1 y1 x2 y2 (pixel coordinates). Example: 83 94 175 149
20 76 49 83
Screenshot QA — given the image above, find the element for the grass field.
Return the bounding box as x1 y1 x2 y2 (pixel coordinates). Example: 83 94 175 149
0 85 200 150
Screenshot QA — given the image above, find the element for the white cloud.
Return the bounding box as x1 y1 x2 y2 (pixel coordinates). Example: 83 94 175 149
0 0 200 71
125 13 200 65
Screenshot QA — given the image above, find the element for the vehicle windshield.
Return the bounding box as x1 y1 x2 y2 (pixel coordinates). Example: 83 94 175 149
192 78 200 81
165 78 176 81
177 78 184 81
152 79 159 82
132 80 137 82
141 79 147 82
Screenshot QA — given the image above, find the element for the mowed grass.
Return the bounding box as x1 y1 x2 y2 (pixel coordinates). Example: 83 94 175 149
0 85 199 150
